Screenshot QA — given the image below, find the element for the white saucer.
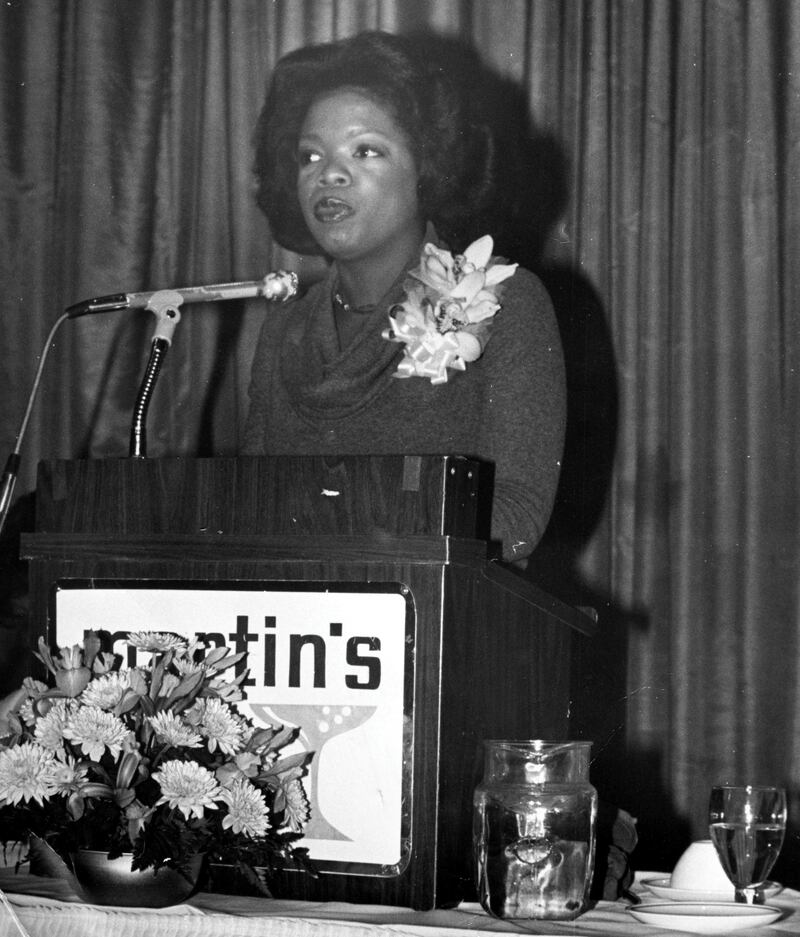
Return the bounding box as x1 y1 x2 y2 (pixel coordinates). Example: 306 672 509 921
628 902 782 934
641 876 782 902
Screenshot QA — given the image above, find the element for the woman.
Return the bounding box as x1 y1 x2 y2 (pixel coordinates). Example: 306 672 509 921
243 31 565 565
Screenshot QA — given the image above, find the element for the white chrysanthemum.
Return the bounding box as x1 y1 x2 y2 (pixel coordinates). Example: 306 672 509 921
148 712 202 749
62 705 130 761
45 754 88 794
153 759 221 820
282 777 311 833
80 671 130 710
0 743 59 805
172 656 204 676
126 632 187 653
220 778 270 838
33 699 75 751
192 698 244 755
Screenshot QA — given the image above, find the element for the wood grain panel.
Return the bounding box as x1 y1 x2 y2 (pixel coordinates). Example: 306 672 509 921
34 456 487 539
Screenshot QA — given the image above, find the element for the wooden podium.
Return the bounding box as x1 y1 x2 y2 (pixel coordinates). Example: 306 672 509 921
21 455 595 910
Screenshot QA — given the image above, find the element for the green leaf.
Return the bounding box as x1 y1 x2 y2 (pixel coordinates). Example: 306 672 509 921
38 688 68 701
114 689 141 716
66 793 85 821
258 751 311 776
34 638 56 676
86 764 114 786
257 765 305 786
205 649 247 673
248 727 277 749
226 669 249 687
83 631 102 669
114 788 136 809
5 712 23 738
149 657 165 699
116 751 140 790
168 670 204 702
79 783 115 799
267 725 299 750
215 655 248 674
202 646 230 668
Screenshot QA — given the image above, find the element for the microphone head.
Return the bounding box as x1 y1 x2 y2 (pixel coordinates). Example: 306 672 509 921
262 271 298 302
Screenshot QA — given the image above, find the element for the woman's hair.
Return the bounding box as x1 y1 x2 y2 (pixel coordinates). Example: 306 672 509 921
253 31 500 255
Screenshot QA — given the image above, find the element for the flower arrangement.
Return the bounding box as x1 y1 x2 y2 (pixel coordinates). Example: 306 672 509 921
0 631 313 893
382 235 517 384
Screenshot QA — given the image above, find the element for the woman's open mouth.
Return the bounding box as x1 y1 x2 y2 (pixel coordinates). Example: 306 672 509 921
313 197 354 223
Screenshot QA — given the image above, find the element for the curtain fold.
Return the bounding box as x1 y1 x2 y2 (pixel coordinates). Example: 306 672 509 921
1 0 798 879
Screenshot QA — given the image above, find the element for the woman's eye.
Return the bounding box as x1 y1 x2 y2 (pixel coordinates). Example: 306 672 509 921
298 149 321 167
354 144 382 158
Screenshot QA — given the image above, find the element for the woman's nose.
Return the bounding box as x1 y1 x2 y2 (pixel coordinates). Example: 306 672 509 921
317 156 350 186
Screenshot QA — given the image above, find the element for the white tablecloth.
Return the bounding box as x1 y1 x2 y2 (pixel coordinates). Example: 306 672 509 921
0 870 798 937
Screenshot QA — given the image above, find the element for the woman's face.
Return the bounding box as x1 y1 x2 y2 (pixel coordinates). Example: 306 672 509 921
296 89 424 269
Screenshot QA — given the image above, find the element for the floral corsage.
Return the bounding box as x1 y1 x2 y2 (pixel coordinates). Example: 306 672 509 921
382 235 517 384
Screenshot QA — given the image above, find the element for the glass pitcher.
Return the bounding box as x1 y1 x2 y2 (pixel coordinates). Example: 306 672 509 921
473 740 597 920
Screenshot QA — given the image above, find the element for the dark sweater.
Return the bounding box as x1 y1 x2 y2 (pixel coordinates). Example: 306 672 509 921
242 258 566 563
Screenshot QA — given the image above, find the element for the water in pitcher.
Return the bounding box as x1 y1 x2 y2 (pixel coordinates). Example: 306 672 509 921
473 741 597 921
474 784 595 920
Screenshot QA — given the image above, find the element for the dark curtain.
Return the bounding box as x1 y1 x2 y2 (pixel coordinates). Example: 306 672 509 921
2 0 798 880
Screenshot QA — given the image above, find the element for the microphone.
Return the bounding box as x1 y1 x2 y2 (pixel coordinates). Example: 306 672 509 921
65 270 299 318
0 269 299 537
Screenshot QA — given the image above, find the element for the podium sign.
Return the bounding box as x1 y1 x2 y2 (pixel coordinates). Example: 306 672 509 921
55 580 414 873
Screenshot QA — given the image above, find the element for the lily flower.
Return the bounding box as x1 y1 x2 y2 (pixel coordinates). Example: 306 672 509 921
384 235 517 383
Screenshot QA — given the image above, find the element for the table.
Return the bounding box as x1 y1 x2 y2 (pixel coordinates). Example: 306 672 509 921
0 870 798 937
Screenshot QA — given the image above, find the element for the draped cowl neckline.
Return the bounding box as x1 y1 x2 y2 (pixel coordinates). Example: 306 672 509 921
280 229 439 422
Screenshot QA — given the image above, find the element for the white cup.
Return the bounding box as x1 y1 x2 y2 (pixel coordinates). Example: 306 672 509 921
670 840 733 894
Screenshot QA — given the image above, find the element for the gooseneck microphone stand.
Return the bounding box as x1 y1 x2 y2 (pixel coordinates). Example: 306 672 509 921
0 270 298 538
126 271 298 457
128 290 182 459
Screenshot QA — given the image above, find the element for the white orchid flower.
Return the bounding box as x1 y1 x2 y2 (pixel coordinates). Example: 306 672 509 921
385 233 517 384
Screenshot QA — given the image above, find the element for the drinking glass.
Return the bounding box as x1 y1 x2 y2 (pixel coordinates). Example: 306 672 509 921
708 785 787 904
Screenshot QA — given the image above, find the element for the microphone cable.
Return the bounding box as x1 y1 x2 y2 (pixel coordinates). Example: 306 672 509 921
0 313 70 539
